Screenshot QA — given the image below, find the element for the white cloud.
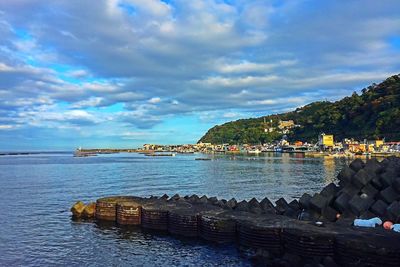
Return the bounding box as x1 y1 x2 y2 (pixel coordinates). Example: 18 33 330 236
148 97 161 104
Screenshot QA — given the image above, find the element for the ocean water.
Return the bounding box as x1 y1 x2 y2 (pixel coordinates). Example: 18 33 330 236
0 152 349 266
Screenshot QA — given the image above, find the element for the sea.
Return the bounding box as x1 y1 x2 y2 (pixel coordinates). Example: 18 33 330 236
0 152 350 266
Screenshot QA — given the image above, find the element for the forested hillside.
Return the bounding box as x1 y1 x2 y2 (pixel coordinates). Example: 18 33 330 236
198 74 400 144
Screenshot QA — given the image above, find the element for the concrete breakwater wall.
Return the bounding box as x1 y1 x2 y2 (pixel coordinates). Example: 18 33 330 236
71 157 400 267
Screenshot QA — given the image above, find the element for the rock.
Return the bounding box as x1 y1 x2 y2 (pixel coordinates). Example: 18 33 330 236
333 192 351 213
82 202 96 218
275 198 290 214
235 200 249 211
71 201 85 218
370 200 389 217
386 201 400 223
226 198 237 209
349 158 365 172
309 193 328 214
183 195 190 200
379 186 400 204
337 166 355 185
299 193 312 209
348 195 374 216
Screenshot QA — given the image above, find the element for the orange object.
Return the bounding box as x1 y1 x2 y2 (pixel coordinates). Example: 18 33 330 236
383 221 393 230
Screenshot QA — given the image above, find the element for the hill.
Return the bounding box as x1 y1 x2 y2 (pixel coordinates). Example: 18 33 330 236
198 74 400 144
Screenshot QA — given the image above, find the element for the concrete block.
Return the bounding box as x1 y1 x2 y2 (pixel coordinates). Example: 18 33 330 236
386 201 400 223
235 200 249 211
333 192 351 213
260 197 276 214
275 198 289 214
188 194 199 203
337 166 355 184
380 170 398 188
288 199 300 211
283 207 299 219
339 184 359 197
371 176 383 190
320 183 338 204
299 193 312 209
208 196 218 204
335 217 355 226
321 206 339 222
298 210 320 221
370 200 388 217
248 197 260 207
352 169 375 189
349 158 365 172
364 158 383 174
379 186 400 204
360 183 378 198
160 194 169 200
348 195 374 216
359 210 375 220
216 199 227 208
171 194 180 201
199 195 208 204
392 178 400 193
260 197 274 209
309 193 328 214
226 198 237 209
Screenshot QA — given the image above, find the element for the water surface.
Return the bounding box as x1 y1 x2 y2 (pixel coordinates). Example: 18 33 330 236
0 152 349 266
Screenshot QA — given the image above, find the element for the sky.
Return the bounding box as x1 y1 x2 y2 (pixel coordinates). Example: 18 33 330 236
0 0 399 150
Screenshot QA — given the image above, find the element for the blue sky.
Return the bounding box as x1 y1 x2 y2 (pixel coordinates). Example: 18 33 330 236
0 0 399 150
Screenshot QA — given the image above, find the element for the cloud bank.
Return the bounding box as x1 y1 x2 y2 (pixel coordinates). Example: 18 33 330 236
0 0 399 148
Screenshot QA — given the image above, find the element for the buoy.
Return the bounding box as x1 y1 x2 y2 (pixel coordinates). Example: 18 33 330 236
383 221 393 230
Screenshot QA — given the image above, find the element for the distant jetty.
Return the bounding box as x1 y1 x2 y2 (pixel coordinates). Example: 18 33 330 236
72 157 400 266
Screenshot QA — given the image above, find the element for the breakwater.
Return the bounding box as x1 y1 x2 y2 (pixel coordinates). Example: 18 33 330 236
71 157 400 267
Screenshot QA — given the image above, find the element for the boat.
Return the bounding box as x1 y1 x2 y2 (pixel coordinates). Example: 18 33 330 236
145 153 176 157
247 149 261 154
73 149 97 157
